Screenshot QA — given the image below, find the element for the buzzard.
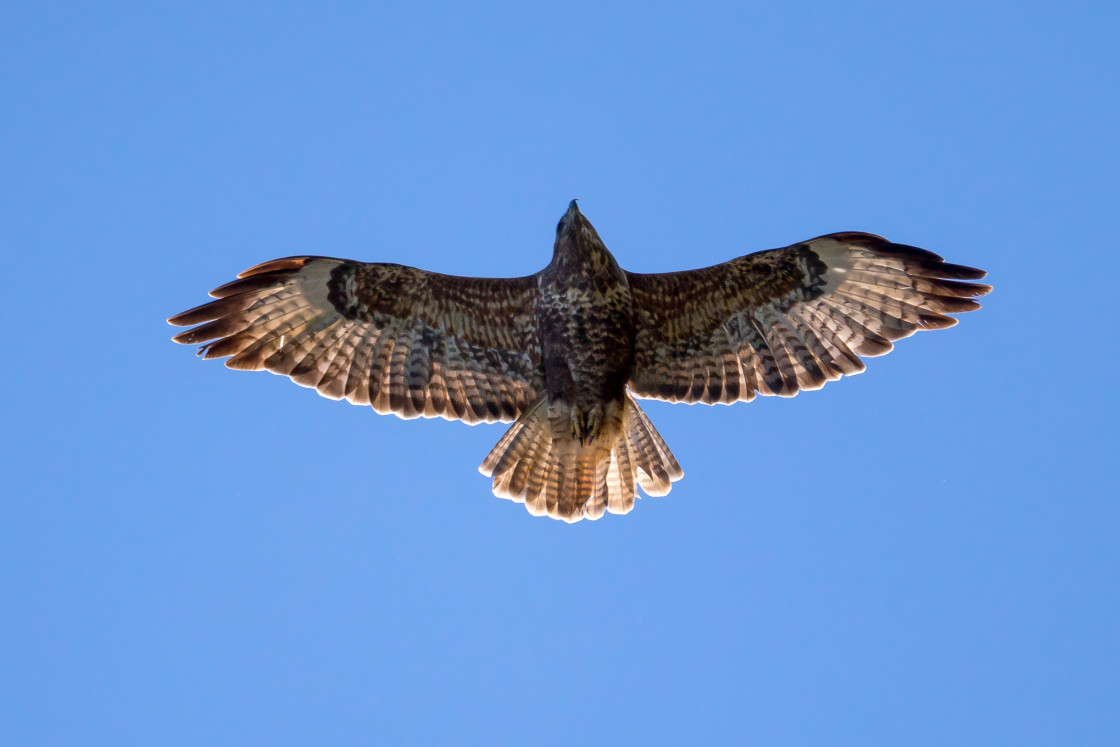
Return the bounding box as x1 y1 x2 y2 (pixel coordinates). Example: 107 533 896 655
169 201 990 522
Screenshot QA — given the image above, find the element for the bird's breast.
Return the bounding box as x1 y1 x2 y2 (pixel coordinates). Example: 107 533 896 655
535 266 635 406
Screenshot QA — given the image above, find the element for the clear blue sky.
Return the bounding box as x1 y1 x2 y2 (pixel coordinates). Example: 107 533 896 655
3 2 1117 745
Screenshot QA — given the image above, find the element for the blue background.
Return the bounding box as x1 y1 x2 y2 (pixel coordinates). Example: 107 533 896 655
3 2 1117 744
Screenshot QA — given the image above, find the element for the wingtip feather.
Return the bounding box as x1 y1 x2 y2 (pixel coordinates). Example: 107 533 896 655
236 256 317 278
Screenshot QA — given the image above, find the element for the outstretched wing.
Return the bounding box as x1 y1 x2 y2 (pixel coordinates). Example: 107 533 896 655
169 257 542 423
626 232 991 404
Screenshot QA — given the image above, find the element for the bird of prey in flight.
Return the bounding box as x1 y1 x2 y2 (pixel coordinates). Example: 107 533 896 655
169 201 990 522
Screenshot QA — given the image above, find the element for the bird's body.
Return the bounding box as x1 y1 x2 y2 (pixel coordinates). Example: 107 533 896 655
170 201 990 522
484 203 679 519
537 204 634 443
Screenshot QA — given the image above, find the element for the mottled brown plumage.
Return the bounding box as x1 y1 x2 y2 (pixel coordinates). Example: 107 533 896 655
169 201 991 522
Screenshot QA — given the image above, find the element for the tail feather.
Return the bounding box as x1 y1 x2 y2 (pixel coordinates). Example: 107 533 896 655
480 393 684 522
524 436 552 514
627 402 682 496
608 436 636 513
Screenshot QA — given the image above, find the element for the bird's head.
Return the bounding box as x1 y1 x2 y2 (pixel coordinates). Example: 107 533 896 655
553 199 605 260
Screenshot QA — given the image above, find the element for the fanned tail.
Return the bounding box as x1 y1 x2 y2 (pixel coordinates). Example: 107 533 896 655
480 393 683 522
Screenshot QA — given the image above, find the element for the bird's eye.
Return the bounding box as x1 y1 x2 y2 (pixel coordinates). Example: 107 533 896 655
556 219 566 235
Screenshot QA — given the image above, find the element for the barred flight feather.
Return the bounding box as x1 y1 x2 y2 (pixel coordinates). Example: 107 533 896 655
627 232 990 404
169 256 542 425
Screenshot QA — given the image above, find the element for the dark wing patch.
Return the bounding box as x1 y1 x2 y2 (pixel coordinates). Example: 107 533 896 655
169 256 542 424
626 232 991 404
